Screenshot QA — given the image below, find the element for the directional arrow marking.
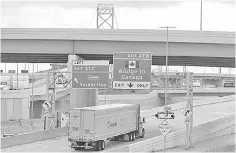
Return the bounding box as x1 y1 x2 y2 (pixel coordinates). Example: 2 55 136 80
74 78 78 84
127 83 134 88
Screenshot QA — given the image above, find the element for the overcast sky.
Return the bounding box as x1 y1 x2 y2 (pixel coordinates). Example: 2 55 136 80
1 0 235 74
1 0 236 31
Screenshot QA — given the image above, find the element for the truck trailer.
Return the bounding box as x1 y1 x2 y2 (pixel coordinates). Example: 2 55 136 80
68 104 145 151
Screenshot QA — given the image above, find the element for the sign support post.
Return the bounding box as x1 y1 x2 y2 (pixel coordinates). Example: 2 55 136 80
185 72 194 150
31 63 34 127
44 72 49 130
159 26 175 153
52 72 56 128
189 72 194 149
105 87 107 104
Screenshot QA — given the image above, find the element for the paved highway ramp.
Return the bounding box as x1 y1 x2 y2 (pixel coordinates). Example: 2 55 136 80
166 134 235 152
1 98 234 152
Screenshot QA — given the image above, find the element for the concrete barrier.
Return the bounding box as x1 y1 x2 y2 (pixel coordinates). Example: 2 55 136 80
107 113 235 152
1 119 44 134
1 127 68 149
141 95 235 118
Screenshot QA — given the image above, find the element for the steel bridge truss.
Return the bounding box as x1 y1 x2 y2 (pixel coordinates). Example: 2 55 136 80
97 4 114 29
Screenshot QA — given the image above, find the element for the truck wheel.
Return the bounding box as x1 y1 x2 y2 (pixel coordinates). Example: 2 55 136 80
96 140 102 151
132 132 136 141
131 132 134 141
129 133 132 141
101 140 105 150
140 129 145 138
110 136 118 141
123 134 130 141
74 147 83 150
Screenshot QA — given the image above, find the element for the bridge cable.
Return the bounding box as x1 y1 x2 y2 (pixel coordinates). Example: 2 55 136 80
114 11 119 29
88 12 96 28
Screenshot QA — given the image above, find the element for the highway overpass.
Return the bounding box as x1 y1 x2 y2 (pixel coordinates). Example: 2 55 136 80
1 28 235 67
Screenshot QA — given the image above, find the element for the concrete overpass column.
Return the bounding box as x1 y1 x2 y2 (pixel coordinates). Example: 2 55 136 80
158 66 162 72
200 79 204 88
218 67 222 74
219 78 224 87
67 55 98 109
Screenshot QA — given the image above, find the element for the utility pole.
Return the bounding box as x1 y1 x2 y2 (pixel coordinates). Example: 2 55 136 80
5 63 7 73
185 72 194 150
159 26 175 152
17 63 19 90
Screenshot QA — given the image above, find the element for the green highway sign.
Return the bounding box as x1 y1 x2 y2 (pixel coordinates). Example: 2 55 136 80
113 52 152 89
72 60 109 89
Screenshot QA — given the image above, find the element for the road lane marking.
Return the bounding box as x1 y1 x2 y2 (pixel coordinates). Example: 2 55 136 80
24 143 44 149
59 147 70 151
8 139 62 152
213 112 228 115
105 145 130 152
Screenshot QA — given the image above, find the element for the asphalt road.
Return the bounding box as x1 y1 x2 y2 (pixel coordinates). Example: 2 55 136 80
1 100 234 152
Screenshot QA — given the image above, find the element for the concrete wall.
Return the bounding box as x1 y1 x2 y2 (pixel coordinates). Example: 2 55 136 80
55 95 70 112
29 100 44 119
97 92 159 109
1 119 44 135
97 90 206 109
55 90 227 111
1 91 30 121
202 79 222 87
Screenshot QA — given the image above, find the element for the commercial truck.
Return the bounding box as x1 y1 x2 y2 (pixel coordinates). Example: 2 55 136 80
68 104 145 151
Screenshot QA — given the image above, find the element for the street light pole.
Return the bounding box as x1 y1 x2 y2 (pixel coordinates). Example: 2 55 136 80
200 0 203 31
31 63 34 127
159 26 175 153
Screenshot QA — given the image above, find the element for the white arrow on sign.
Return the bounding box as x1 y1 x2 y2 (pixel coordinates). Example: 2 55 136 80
74 78 78 84
42 101 51 111
158 120 172 136
182 109 192 118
